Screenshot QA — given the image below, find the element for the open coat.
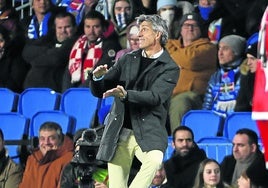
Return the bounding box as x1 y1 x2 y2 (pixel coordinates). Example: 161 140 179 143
90 49 179 162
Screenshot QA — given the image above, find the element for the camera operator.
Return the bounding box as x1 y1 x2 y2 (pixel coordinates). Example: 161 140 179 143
59 128 108 188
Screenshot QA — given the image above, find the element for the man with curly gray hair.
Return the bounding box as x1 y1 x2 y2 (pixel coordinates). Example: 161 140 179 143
90 14 179 188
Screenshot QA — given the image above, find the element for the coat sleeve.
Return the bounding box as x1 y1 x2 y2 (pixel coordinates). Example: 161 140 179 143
234 74 251 111
202 72 218 110
4 160 23 188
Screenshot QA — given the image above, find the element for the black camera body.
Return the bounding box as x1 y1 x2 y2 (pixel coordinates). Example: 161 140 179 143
71 126 104 165
71 127 105 187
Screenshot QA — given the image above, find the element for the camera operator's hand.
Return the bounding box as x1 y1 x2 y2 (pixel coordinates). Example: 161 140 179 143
94 181 108 188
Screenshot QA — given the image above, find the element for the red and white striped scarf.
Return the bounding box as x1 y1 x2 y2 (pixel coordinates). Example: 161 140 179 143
69 35 103 83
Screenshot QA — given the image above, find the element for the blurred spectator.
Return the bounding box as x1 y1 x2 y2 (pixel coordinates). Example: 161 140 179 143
235 42 258 112
221 128 267 187
110 0 141 48
22 11 78 92
0 25 29 93
166 13 217 132
194 0 216 37
202 34 246 117
164 126 207 188
59 0 117 39
107 0 148 19
0 128 23 188
59 0 98 25
195 0 216 21
20 0 58 40
0 0 20 39
193 158 230 188
115 20 139 61
19 122 74 188
207 0 267 43
59 0 107 34
177 1 194 15
140 0 156 14
157 0 182 39
237 165 268 188
62 10 121 92
245 0 267 39
148 163 168 188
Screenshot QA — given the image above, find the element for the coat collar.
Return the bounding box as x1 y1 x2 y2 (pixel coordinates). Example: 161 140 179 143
125 49 172 89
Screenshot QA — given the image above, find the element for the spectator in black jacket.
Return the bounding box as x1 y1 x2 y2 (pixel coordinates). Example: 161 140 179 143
164 126 207 188
0 25 29 93
221 128 267 187
0 0 20 39
235 42 258 112
23 11 78 92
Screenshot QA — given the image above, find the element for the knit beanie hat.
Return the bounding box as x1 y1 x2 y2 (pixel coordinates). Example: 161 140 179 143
157 0 177 11
246 42 258 58
179 13 205 37
179 13 203 27
219 35 246 58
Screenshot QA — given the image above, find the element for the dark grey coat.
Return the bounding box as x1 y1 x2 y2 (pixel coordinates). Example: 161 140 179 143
90 49 179 162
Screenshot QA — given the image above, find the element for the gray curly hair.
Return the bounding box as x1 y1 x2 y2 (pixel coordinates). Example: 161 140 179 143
136 14 169 46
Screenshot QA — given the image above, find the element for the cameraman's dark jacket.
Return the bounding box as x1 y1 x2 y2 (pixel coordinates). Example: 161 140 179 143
60 163 92 188
90 49 179 162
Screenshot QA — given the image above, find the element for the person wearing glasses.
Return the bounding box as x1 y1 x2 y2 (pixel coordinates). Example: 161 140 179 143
166 13 217 133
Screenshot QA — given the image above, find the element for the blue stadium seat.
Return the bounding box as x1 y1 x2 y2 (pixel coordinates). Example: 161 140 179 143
18 88 61 119
61 88 101 131
181 110 224 142
223 112 260 140
0 113 30 163
163 136 174 161
30 110 76 140
0 88 19 112
197 136 232 163
164 136 233 163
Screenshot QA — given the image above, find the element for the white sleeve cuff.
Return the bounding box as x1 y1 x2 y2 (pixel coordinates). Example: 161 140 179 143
92 75 104 81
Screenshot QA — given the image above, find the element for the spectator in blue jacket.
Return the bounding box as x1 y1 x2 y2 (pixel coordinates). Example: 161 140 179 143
202 34 246 117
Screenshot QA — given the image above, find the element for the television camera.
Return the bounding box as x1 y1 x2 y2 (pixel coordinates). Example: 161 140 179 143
71 126 105 187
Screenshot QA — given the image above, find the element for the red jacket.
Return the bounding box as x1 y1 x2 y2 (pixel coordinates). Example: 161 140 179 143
19 136 74 188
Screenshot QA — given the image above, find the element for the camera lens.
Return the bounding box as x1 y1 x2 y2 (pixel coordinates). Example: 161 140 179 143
82 130 97 143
